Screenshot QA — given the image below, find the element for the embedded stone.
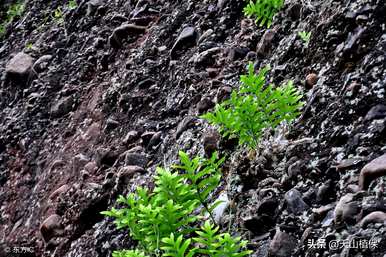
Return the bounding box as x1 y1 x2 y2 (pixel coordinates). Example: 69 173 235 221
6 52 34 80
40 214 64 242
359 154 386 190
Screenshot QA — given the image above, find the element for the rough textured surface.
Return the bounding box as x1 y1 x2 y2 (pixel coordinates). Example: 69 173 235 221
359 153 386 190
1 0 386 256
5 52 34 79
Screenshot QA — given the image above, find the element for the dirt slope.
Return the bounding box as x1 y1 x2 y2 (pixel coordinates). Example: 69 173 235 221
0 0 386 256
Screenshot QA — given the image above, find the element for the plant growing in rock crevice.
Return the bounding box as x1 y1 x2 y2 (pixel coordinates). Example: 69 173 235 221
102 152 251 257
298 31 311 47
243 0 284 27
201 63 304 149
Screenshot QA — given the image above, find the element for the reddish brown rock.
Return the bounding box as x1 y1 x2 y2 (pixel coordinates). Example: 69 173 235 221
359 154 386 190
49 185 70 200
203 130 220 157
40 214 64 242
305 73 318 89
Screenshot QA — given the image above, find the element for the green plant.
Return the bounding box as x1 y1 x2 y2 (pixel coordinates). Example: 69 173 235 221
298 31 311 47
201 63 304 149
162 222 251 257
6 2 25 18
68 0 78 10
102 152 250 257
0 2 25 38
0 24 5 36
26 42 33 50
112 250 149 257
53 7 64 24
243 0 284 27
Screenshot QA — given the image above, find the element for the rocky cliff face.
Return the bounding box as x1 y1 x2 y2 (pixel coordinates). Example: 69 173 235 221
0 0 386 256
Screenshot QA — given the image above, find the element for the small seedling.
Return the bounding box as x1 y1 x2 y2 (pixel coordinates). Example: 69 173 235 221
26 42 33 50
53 7 64 24
0 24 5 37
68 0 78 10
298 31 312 47
243 0 284 27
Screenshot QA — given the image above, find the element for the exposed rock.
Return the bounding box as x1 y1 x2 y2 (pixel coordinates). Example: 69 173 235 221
359 154 386 190
5 52 34 81
193 47 221 66
49 185 70 201
84 161 98 173
105 118 120 131
147 131 162 149
176 116 196 139
284 189 309 214
1 0 386 256
365 105 386 121
123 130 139 145
40 214 64 242
87 0 104 16
305 73 318 89
216 86 232 103
257 29 276 57
197 97 214 114
287 3 302 20
109 24 146 48
203 130 220 157
334 193 361 224
212 192 230 224
359 211 386 228
141 131 155 145
51 96 75 118
269 228 297 257
33 55 52 73
124 152 148 168
118 165 145 184
228 46 249 61
72 154 90 173
170 27 198 59
217 0 229 10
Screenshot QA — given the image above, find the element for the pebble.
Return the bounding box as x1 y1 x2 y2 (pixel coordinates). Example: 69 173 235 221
359 211 386 228
305 73 318 89
49 185 70 201
365 105 386 121
203 130 219 157
40 214 64 242
170 27 198 59
359 153 386 190
124 152 148 168
334 193 361 224
284 189 309 214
